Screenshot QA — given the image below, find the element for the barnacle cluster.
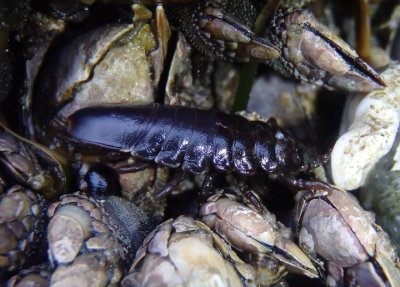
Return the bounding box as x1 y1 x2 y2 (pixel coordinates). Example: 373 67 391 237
1 0 400 287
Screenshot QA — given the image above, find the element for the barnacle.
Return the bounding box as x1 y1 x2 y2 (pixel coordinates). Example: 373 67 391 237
331 64 400 190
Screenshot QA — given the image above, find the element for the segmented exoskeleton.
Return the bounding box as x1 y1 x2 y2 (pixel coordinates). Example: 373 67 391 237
66 104 329 207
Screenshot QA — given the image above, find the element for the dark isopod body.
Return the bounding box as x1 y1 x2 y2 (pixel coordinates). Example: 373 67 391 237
66 104 315 179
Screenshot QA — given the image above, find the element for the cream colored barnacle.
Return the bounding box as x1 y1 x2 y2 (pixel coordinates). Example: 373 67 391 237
331 64 400 190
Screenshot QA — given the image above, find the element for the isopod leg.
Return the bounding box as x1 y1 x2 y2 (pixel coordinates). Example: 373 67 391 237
237 179 264 213
199 172 216 202
280 174 333 194
154 169 185 199
115 161 154 173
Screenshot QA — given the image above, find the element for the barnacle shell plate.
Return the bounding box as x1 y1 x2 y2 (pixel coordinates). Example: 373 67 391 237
123 216 254 287
41 22 157 123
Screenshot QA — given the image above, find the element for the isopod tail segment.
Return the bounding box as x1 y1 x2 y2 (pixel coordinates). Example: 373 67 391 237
65 104 328 212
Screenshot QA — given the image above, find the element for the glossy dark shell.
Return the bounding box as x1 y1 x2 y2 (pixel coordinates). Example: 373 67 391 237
67 104 309 176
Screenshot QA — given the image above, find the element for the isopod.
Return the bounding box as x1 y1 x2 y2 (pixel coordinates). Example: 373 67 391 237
65 104 329 207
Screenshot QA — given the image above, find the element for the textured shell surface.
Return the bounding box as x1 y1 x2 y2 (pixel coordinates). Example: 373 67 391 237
331 64 400 190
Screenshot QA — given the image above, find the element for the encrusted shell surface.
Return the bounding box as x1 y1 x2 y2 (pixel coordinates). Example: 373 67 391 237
331 64 400 190
6 263 52 287
296 187 400 286
0 125 65 197
122 215 257 287
46 193 157 287
200 193 318 282
0 186 46 272
46 23 157 120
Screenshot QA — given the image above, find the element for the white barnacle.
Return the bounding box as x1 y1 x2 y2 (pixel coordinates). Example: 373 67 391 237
331 64 400 190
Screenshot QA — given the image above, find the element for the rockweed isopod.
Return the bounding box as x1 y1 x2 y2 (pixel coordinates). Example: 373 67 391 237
65 104 329 207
